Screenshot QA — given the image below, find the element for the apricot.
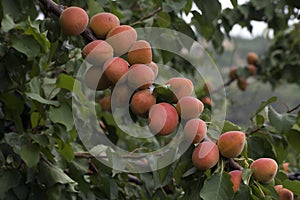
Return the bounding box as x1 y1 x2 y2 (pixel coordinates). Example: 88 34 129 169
217 131 246 158
237 78 247 91
106 25 137 56
250 158 278 184
203 82 212 94
201 96 212 106
148 103 179 136
229 67 238 80
247 52 259 65
82 40 113 65
283 162 289 173
84 66 112 90
176 96 204 120
229 170 242 193
103 57 129 84
99 96 111 112
192 141 219 170
247 64 257 75
147 61 159 78
89 12 120 39
127 40 152 65
184 118 207 144
274 185 293 200
59 6 88 36
165 77 194 102
130 90 156 118
127 64 155 89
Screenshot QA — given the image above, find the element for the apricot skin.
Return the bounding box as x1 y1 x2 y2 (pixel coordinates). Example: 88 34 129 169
127 40 152 65
237 79 247 91
176 96 204 120
99 96 111 112
147 61 159 78
165 77 194 102
148 103 179 136
201 96 212 106
130 90 156 118
106 25 137 56
103 57 129 84
247 52 259 65
247 64 257 75
59 7 88 36
250 158 278 184
192 141 219 170
217 131 246 158
127 64 155 89
184 118 207 144
274 185 293 200
82 40 113 65
89 12 120 38
229 67 238 80
84 66 112 90
229 170 242 193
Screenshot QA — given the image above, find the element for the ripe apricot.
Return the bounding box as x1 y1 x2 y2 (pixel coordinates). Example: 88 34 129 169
148 103 179 136
192 141 219 170
283 162 289 173
103 57 129 84
82 40 113 65
274 185 293 200
147 61 159 78
184 118 207 144
237 78 247 91
250 158 278 184
127 64 155 89
165 77 194 102
130 90 156 118
59 6 88 36
99 96 111 112
229 67 238 80
84 66 112 90
201 96 212 106
217 131 246 158
106 25 137 56
127 40 152 65
176 96 204 120
89 12 120 38
203 82 212 94
247 52 259 65
229 170 242 193
247 64 257 75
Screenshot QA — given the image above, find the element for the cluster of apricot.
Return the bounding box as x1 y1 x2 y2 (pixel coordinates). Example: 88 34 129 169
229 52 258 91
59 7 293 198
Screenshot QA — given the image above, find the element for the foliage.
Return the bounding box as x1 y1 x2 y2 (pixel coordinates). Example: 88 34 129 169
0 0 299 199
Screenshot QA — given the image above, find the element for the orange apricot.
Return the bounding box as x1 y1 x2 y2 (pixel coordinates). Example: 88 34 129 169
89 12 120 39
176 96 204 120
217 131 246 158
201 96 213 106
165 77 194 102
99 96 111 112
106 25 137 56
274 185 293 200
184 118 207 144
237 78 247 91
148 103 179 136
247 64 257 75
127 40 152 65
84 66 112 90
82 40 113 65
229 67 238 80
192 141 219 170
146 61 159 78
130 89 156 118
103 57 129 84
59 6 88 36
127 64 155 89
229 170 242 193
247 52 259 65
250 158 278 184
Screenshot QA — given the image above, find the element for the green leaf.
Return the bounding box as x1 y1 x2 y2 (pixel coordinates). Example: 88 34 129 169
25 18 50 51
26 92 59 107
152 83 176 103
20 143 40 168
56 74 75 91
283 179 300 195
57 142 74 162
156 11 171 28
194 0 221 22
286 129 300 154
222 120 241 133
230 0 238 8
0 170 21 199
1 14 17 32
233 184 250 200
49 103 74 131
11 35 40 60
43 77 60 99
87 0 104 17
200 172 234 200
251 96 277 119
251 0 269 10
268 106 297 134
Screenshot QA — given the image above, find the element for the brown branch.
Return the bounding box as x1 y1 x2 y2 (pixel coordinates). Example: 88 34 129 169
210 78 235 95
130 7 162 26
38 0 97 42
227 158 243 170
287 103 300 113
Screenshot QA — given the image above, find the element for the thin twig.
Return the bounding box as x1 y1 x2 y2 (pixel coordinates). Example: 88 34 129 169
227 158 243 170
210 78 235 95
130 7 162 26
287 103 300 113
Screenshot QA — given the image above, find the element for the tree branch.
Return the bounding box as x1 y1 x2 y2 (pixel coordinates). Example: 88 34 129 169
227 158 243 170
287 103 300 113
38 0 97 42
130 7 162 26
